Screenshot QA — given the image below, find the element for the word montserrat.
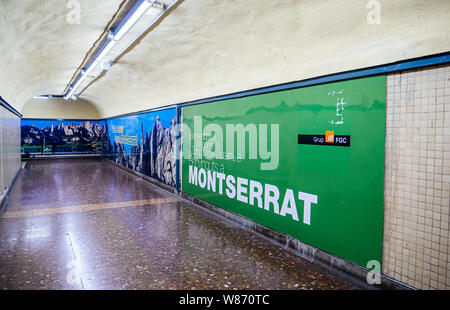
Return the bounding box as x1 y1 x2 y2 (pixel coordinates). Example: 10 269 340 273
188 165 318 225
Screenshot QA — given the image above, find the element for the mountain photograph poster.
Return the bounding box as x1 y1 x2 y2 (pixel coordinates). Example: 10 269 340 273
21 119 106 155
21 108 178 188
103 108 177 187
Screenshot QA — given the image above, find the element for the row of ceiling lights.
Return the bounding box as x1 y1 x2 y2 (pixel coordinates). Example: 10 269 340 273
35 0 176 101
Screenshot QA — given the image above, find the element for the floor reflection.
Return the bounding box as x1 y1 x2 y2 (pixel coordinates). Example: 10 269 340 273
0 159 359 290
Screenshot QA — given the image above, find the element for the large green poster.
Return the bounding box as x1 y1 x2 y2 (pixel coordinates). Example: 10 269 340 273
181 75 386 267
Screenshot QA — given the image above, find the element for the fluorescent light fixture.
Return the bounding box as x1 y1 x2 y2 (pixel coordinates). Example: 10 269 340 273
33 95 58 100
63 91 72 101
95 38 116 61
64 74 85 100
63 0 176 100
83 61 98 76
112 0 153 41
33 95 49 99
102 61 112 71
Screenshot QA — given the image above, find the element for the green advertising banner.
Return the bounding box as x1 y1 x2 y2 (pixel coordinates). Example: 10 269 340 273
181 75 386 267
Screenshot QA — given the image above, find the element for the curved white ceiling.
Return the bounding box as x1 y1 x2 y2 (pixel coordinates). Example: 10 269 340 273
1 0 449 119
0 0 123 114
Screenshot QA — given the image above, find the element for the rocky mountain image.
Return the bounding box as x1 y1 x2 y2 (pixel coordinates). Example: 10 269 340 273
22 116 178 187
103 116 178 187
21 121 106 153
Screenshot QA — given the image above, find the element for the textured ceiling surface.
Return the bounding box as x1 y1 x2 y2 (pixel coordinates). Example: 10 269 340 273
0 0 123 116
1 0 449 119
21 97 100 119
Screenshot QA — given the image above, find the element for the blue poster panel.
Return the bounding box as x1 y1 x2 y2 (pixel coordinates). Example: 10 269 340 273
103 108 177 187
21 119 106 154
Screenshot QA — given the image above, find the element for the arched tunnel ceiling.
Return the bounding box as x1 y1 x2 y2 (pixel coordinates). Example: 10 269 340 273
1 0 449 119
0 0 123 116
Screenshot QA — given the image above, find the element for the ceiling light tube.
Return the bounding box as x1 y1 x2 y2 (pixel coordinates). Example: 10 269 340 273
102 61 112 71
94 37 116 61
34 95 63 100
63 91 72 100
63 0 171 100
112 0 153 41
64 75 85 100
112 0 179 65
83 60 98 76
33 95 49 100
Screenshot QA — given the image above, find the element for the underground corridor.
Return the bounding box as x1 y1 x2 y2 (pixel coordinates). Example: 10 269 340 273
0 159 358 290
0 0 449 294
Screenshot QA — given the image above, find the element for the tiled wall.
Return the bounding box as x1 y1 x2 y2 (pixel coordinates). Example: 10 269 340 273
0 104 21 203
383 64 450 289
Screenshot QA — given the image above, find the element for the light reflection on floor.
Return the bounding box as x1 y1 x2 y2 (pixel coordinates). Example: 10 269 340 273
0 159 359 290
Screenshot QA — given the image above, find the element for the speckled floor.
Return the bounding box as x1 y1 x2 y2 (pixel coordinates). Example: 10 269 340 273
0 159 359 290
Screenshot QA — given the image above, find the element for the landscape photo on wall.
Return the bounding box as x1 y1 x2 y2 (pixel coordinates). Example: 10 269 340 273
102 108 177 187
21 119 107 154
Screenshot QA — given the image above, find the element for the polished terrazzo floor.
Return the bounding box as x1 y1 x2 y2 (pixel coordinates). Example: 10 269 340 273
0 159 359 290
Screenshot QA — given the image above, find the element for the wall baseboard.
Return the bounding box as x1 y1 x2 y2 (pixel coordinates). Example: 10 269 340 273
100 157 416 290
